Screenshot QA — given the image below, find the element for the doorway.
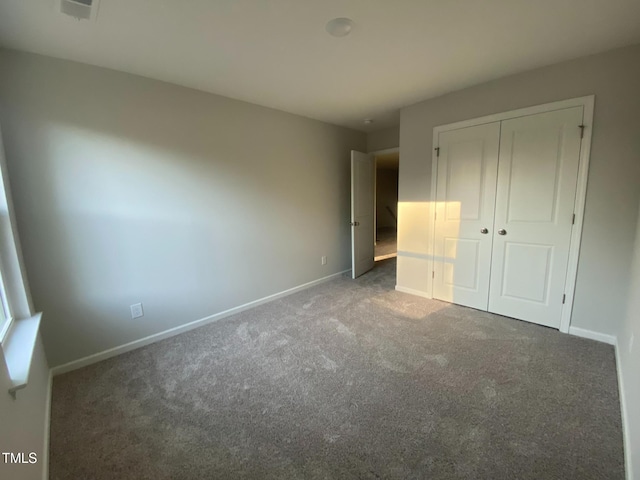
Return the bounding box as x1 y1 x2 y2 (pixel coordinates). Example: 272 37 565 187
350 148 399 279
375 151 399 261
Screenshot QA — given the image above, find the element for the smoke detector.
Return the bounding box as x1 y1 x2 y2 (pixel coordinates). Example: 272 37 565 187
57 0 100 21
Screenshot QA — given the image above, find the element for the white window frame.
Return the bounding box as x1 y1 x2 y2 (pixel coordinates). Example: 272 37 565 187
0 122 42 397
0 278 13 342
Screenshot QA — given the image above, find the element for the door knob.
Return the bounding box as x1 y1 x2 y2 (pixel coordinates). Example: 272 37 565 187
350 221 360 227
498 229 507 235
480 228 489 234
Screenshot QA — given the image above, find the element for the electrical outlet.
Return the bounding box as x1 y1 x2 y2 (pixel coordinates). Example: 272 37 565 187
630 333 635 354
130 303 144 319
321 256 327 265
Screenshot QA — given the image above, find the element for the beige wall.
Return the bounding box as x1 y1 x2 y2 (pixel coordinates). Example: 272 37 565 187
0 49 366 367
617 197 640 480
397 43 640 336
367 126 399 152
0 335 50 480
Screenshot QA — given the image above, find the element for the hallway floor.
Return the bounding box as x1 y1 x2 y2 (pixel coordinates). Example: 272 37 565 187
375 227 397 260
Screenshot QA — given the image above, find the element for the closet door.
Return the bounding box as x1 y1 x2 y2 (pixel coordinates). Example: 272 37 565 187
488 107 583 328
433 122 500 310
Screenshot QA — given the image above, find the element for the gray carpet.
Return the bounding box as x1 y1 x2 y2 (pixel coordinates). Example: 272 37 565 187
375 227 397 258
50 258 624 479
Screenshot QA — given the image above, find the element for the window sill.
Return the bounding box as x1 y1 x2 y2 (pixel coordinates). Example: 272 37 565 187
1 312 42 397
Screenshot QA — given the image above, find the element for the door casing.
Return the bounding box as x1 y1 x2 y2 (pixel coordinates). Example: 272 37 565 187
428 96 595 333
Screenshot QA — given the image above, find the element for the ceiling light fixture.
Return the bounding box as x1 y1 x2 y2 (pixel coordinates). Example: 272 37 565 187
364 119 374 125
326 18 354 37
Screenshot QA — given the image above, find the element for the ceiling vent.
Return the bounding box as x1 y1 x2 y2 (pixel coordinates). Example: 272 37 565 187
58 0 100 21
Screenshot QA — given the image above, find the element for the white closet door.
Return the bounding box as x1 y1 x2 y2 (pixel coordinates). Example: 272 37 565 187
488 107 583 328
433 122 500 310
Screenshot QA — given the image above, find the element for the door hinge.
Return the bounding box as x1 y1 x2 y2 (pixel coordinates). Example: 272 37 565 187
432 271 435 279
579 125 585 139
562 294 566 304
435 147 440 157
572 213 576 225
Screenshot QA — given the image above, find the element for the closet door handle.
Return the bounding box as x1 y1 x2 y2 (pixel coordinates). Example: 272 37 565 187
498 229 507 236
480 228 489 234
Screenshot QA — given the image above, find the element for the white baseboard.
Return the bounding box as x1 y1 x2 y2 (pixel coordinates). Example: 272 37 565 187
42 369 52 480
568 326 616 345
614 337 633 480
395 285 432 299
52 269 351 376
570 330 631 478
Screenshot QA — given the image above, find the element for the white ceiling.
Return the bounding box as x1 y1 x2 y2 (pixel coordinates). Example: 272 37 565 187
1 1 639 132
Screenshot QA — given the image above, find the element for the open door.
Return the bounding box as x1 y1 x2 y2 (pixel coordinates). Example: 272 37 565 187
351 150 375 278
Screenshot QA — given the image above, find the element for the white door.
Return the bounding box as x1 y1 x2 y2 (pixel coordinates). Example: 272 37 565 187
433 122 500 310
488 107 583 328
351 150 375 278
